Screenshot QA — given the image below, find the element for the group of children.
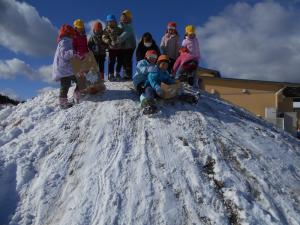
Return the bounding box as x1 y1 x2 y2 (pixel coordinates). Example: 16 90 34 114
133 22 201 114
52 9 201 111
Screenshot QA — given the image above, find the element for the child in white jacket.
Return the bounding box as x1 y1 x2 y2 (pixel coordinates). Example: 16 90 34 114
160 22 180 73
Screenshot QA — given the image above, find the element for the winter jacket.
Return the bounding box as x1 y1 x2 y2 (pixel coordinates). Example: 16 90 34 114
160 33 180 60
102 25 123 49
73 31 89 56
173 52 199 74
88 32 107 56
118 23 136 50
52 37 74 81
146 69 176 90
182 36 200 60
136 40 160 62
133 59 158 88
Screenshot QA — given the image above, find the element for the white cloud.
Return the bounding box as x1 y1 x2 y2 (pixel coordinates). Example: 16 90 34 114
38 65 54 83
38 86 56 94
198 1 300 83
0 0 57 57
0 58 54 84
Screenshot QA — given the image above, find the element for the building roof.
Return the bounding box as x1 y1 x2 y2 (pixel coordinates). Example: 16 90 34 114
200 73 300 87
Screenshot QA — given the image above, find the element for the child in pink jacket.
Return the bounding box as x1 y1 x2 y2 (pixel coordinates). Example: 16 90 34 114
160 22 180 73
173 47 199 88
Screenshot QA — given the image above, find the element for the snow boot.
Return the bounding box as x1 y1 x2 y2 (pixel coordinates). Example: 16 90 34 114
141 97 156 109
187 75 194 86
59 97 73 109
178 93 198 104
100 72 105 81
143 105 158 115
115 72 121 81
140 94 157 115
108 73 115 81
123 72 132 81
73 90 81 103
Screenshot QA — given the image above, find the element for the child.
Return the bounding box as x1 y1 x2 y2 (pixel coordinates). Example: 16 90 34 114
52 24 82 109
173 46 200 88
102 14 123 81
136 32 160 62
160 22 180 73
182 25 200 60
133 50 158 94
88 21 107 80
118 9 136 80
73 19 89 57
141 55 176 114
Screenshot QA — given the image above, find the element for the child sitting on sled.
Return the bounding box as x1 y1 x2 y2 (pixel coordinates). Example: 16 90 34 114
133 50 158 95
140 55 177 114
173 46 200 88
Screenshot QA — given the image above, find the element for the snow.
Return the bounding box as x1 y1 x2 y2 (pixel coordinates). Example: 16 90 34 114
0 81 299 225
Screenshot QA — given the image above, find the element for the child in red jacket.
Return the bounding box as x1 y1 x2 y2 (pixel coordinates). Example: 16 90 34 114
73 19 89 57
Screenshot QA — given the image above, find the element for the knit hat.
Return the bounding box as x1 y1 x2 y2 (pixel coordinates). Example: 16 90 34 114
145 50 158 60
122 9 132 21
167 22 177 30
57 24 76 42
106 14 117 22
157 55 169 64
73 19 85 29
185 25 195 35
93 21 103 33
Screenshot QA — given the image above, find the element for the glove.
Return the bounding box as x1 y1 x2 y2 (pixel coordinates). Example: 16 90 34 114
148 66 158 73
78 71 86 78
112 39 120 47
155 86 163 97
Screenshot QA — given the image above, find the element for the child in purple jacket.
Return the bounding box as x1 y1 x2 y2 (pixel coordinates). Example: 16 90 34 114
52 24 82 109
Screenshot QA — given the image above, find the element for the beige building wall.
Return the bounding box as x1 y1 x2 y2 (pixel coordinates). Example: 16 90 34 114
201 77 285 118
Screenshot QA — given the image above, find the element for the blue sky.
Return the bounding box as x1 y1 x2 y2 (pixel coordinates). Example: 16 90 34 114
0 0 300 100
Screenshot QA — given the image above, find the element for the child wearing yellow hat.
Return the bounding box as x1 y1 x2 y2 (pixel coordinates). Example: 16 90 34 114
181 25 201 88
73 19 89 57
182 25 200 60
118 9 136 80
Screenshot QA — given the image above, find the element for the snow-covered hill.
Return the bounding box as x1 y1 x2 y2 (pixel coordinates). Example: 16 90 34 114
0 82 299 225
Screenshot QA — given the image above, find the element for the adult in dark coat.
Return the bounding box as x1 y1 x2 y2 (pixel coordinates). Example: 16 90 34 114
136 32 160 62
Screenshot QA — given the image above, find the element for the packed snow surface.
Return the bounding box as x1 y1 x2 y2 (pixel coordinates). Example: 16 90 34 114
0 82 300 225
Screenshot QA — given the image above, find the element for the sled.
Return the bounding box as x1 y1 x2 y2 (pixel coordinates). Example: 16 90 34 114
161 82 182 99
71 51 106 94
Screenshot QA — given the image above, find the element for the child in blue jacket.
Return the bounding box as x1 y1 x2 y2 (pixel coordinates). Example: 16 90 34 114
141 54 176 114
133 50 158 94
